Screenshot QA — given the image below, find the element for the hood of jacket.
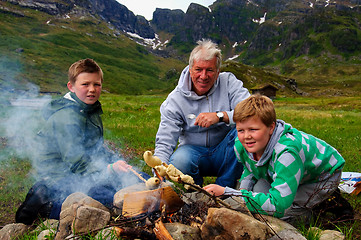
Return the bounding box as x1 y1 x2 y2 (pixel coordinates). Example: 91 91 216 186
177 65 219 100
255 119 286 167
42 92 102 121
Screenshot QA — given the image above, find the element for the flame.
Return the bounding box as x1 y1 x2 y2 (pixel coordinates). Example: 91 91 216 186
167 213 175 223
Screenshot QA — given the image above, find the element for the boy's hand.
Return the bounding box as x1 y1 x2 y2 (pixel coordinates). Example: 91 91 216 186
108 160 132 174
203 184 225 197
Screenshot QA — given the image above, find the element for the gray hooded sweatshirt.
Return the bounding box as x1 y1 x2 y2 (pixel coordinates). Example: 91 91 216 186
154 65 250 163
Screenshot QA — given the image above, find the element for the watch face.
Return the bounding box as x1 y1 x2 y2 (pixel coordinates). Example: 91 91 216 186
217 112 224 118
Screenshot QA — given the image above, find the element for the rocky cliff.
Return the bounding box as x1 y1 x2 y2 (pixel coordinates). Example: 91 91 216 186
3 0 361 67
151 0 361 61
4 0 155 38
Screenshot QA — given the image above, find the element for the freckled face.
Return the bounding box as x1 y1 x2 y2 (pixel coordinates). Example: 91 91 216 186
67 72 102 105
236 116 275 161
189 57 219 96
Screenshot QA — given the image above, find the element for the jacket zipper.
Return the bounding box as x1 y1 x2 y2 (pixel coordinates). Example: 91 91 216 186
206 95 210 147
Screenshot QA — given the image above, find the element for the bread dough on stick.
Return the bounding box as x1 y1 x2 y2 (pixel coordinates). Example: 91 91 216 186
166 164 195 185
145 177 161 189
143 151 196 189
143 150 162 168
154 165 168 177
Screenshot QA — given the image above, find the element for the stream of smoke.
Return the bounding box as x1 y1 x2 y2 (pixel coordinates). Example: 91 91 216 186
0 56 50 166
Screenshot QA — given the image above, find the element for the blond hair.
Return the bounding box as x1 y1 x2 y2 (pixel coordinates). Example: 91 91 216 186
189 39 222 70
68 58 103 84
234 94 276 127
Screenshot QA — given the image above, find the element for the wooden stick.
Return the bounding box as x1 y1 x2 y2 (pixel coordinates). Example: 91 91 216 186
153 218 174 240
153 168 164 182
128 168 147 182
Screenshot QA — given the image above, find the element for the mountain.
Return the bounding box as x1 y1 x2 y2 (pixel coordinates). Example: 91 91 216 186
0 0 185 96
1 0 360 96
150 0 361 96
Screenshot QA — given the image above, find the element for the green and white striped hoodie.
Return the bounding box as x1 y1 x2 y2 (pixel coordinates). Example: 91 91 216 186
225 120 345 217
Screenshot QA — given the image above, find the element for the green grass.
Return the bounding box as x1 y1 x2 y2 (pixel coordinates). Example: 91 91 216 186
101 94 164 155
0 94 361 239
274 96 361 172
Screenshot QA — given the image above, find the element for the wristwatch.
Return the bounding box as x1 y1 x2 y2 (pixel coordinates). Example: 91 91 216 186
216 111 224 122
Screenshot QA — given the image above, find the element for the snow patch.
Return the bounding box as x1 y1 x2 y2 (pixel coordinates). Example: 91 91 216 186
227 55 240 61
252 12 267 24
247 0 259 7
126 32 168 50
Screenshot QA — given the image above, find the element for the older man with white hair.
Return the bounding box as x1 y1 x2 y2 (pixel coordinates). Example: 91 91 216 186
153 39 250 188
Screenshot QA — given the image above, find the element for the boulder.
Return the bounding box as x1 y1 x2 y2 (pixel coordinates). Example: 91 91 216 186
256 214 299 233
37 229 55 240
54 192 110 240
0 223 31 240
164 222 201 240
72 205 110 233
267 229 307 240
308 227 345 240
319 229 345 240
201 207 273 240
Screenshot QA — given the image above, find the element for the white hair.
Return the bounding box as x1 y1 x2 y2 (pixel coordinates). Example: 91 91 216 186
189 39 222 70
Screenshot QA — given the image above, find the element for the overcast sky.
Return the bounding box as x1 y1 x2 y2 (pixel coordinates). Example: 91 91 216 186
116 0 216 20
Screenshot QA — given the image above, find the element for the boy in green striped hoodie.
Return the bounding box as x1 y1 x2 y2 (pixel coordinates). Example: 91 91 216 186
204 94 352 224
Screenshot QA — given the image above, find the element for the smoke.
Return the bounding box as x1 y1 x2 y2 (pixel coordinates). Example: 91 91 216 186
3 86 50 161
0 56 50 165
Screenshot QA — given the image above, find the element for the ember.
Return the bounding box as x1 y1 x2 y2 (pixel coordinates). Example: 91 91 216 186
166 200 218 226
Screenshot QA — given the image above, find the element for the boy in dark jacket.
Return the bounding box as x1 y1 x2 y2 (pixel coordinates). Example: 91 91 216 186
16 59 142 225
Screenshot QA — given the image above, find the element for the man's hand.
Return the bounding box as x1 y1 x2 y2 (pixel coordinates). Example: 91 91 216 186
108 160 132 174
194 112 228 128
203 184 225 196
194 112 219 128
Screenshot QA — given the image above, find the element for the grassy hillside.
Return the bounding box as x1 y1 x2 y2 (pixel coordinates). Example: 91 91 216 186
0 1 305 99
1 1 360 98
0 2 185 95
241 7 361 96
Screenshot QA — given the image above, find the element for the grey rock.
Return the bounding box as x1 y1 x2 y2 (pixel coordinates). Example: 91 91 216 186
0 223 31 240
201 207 272 240
268 229 307 240
72 205 110 233
37 229 56 240
54 192 110 240
164 222 201 240
319 229 345 240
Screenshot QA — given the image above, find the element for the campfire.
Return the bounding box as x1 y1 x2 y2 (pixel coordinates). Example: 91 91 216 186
109 182 242 240
22 151 294 240
109 156 222 239
90 151 260 240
